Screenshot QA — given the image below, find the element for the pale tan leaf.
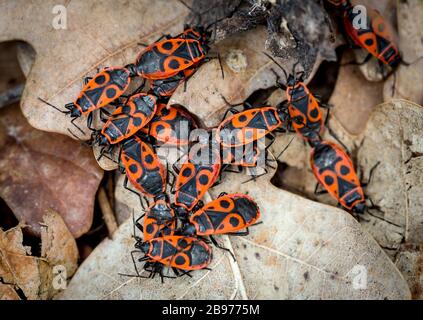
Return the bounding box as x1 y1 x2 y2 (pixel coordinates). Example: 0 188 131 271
0 0 190 138
357 99 423 298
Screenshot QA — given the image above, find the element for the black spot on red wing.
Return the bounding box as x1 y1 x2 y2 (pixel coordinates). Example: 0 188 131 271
220 200 230 209
169 59 180 70
340 165 350 175
95 75 106 85
162 41 173 50
129 164 138 173
178 238 188 248
229 217 239 227
239 115 247 122
365 38 374 46
310 108 319 118
182 167 192 177
156 124 165 133
146 223 154 234
324 176 334 185
161 108 170 116
199 174 209 185
144 154 154 164
175 255 186 265
133 117 142 126
106 88 117 99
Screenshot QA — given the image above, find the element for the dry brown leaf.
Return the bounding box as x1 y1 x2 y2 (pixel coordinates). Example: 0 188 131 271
0 283 21 300
0 225 50 300
0 211 79 300
357 99 423 298
0 105 103 237
329 51 384 135
41 210 79 278
0 0 190 138
384 0 423 104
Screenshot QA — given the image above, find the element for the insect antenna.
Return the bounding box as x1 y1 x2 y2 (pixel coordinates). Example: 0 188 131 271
276 135 295 161
38 97 70 115
263 52 289 85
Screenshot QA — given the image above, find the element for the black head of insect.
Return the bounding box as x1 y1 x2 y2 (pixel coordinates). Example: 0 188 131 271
135 240 150 254
65 104 82 117
352 202 366 214
171 203 190 222
89 129 109 147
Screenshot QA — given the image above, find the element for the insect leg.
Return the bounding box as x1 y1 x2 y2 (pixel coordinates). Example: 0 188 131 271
123 176 146 210
70 117 86 135
209 235 236 261
314 183 328 196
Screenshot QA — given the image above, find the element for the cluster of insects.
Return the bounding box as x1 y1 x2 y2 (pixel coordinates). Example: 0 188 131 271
39 0 410 281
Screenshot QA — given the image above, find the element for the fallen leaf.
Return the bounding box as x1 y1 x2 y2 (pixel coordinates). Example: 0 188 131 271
0 283 21 300
0 225 51 300
357 99 423 298
40 210 79 278
384 0 423 104
0 0 190 138
208 169 410 299
0 211 79 300
0 105 103 237
329 51 384 135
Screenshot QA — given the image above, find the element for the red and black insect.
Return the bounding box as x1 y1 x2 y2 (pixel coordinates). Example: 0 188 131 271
132 26 211 80
181 193 260 236
134 236 213 271
120 136 166 199
266 55 326 142
310 140 378 214
39 66 137 133
217 106 285 148
335 0 401 68
141 103 198 146
173 141 221 212
94 93 157 146
217 57 326 147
